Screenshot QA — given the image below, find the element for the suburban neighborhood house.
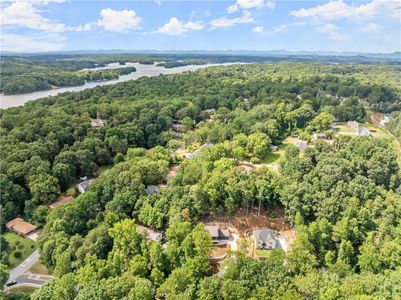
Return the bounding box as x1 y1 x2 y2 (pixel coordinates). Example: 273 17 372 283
145 185 160 195
253 229 278 251
184 143 214 159
205 225 229 245
6 217 37 237
136 224 163 242
91 118 107 128
357 127 372 137
77 178 94 193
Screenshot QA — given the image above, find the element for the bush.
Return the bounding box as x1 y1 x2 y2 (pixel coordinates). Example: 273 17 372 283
66 187 77 197
13 250 22 258
15 240 21 246
250 157 260 164
17 243 25 250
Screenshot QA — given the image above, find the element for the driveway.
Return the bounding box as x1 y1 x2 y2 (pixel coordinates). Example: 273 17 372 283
4 250 54 292
8 250 40 281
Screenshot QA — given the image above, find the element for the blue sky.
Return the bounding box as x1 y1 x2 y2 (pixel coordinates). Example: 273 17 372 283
1 0 400 53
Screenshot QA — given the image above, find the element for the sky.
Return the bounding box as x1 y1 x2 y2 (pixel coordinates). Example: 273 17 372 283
0 0 400 53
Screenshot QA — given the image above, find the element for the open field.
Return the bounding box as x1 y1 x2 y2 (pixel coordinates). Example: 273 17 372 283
28 261 50 275
2 232 36 268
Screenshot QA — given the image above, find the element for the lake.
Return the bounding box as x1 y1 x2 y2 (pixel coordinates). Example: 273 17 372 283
0 62 236 109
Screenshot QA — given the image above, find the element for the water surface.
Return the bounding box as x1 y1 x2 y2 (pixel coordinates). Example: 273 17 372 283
0 62 235 109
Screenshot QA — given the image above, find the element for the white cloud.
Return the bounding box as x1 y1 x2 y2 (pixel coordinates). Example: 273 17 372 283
210 11 253 28
227 4 239 13
273 24 287 33
155 18 204 36
73 23 95 32
252 26 263 32
184 21 204 31
0 33 65 52
360 22 383 32
227 0 275 13
0 1 68 32
319 23 346 40
97 8 142 32
289 0 399 21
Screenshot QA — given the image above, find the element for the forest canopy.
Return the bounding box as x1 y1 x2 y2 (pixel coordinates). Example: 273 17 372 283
0 62 400 299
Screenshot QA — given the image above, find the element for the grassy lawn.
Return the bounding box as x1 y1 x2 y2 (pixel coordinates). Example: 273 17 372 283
28 261 50 275
2 232 36 268
264 143 288 164
255 249 271 258
5 286 37 300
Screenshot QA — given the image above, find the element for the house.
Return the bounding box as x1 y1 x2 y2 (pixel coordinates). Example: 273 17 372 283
77 179 94 193
380 114 390 127
171 120 185 132
205 225 229 245
313 132 326 139
136 225 163 242
145 185 159 195
91 118 107 129
6 218 37 236
357 127 372 137
347 121 359 130
253 229 277 250
184 143 214 159
294 141 307 153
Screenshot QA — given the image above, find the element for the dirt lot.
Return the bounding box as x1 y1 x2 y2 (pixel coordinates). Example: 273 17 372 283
202 208 292 233
49 194 74 210
211 244 231 258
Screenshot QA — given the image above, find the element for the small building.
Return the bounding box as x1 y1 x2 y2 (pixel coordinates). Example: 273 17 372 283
136 225 163 242
253 229 277 250
205 225 229 245
347 121 359 130
294 141 307 153
145 185 160 195
171 119 186 132
357 127 372 137
313 132 326 139
270 145 279 152
184 143 214 159
77 179 94 193
91 118 107 129
6 218 37 236
380 114 390 127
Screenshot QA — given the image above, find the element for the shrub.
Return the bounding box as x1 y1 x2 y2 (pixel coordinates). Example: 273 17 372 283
250 157 260 164
66 187 77 197
13 251 22 258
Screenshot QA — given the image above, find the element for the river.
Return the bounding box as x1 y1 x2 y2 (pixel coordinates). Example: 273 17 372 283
0 62 236 109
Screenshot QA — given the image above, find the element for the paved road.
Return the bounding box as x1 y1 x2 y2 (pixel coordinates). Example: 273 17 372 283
4 273 55 291
8 250 40 281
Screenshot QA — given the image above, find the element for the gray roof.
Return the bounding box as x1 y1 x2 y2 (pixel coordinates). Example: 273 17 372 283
145 185 160 195
295 141 307 152
77 179 94 193
205 225 229 239
184 143 214 159
357 127 372 137
253 229 277 243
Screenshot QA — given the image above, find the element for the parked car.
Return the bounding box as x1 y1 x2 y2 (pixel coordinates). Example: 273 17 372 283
6 280 17 287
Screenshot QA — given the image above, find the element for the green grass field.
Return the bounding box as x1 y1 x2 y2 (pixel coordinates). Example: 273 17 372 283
4 286 37 300
2 232 36 268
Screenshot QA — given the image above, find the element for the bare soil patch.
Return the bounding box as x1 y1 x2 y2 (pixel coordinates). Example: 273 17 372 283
49 193 74 210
